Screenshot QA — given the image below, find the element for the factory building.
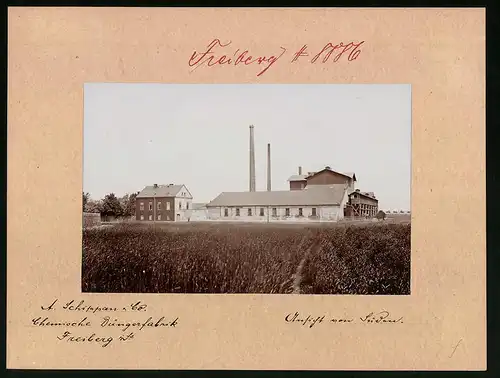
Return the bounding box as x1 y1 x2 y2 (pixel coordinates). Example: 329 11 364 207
135 184 193 222
345 190 379 217
287 165 378 218
135 125 379 223
205 125 378 222
206 184 350 222
288 166 357 193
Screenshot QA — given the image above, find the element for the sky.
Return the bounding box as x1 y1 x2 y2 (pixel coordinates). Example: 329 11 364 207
83 84 411 211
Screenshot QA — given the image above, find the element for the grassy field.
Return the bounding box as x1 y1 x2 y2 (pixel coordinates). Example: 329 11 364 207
82 221 411 295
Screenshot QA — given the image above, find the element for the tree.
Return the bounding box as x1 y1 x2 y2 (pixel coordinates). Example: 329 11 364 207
82 192 90 212
376 210 386 221
85 199 103 213
120 193 138 217
101 193 123 216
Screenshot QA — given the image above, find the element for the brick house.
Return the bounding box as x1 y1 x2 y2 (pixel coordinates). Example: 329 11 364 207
136 184 193 222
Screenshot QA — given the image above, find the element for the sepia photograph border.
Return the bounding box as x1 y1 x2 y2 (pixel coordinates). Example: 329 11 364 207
81 83 412 296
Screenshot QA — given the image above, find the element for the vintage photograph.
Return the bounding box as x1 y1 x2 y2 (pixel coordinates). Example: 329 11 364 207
82 84 411 295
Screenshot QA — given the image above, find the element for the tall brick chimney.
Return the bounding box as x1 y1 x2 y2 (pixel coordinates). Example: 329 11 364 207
267 143 271 191
249 125 256 192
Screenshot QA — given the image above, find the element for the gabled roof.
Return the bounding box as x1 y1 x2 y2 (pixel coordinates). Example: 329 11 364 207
307 167 357 181
349 190 378 201
287 174 308 182
206 184 347 207
137 184 192 198
342 172 357 180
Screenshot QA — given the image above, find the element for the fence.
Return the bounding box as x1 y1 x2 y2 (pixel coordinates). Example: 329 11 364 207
101 215 135 223
83 212 102 229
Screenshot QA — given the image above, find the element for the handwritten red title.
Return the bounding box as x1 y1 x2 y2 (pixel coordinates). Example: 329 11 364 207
188 39 365 77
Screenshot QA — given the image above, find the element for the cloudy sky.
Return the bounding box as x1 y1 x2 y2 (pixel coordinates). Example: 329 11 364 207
83 84 411 210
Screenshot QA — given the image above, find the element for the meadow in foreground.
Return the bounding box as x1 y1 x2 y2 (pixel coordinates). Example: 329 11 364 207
82 222 411 295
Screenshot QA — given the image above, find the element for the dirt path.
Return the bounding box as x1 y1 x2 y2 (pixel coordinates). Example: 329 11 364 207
292 241 320 294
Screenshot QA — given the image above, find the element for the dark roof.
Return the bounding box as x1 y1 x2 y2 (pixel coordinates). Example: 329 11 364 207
137 184 191 198
349 190 378 201
207 184 347 207
287 174 308 182
288 168 356 182
307 167 357 181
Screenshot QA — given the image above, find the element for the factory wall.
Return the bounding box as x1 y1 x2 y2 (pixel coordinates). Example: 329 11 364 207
206 205 344 222
174 196 193 221
307 170 352 186
189 208 209 221
289 181 306 191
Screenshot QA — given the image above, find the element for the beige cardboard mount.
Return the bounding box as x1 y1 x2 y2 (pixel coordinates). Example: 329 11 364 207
7 7 485 370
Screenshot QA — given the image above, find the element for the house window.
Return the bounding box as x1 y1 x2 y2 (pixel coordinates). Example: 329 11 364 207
158 215 161 220
140 202 144 211
285 208 290 216
312 208 317 216
140 215 144 220
299 208 303 216
149 202 153 211
260 208 264 216
149 215 152 220
248 208 252 216
224 208 229 217
186 202 189 210
157 202 161 210
272 208 277 217
166 202 170 210
179 202 182 209
236 208 240 216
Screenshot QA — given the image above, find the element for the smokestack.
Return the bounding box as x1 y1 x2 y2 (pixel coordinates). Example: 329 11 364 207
298 166 302 175
267 143 271 191
249 125 256 192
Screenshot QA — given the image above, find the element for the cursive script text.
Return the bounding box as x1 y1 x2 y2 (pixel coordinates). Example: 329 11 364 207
359 311 403 324
188 38 365 77
285 310 403 327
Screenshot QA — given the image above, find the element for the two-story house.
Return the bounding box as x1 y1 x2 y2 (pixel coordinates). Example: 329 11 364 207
135 184 193 222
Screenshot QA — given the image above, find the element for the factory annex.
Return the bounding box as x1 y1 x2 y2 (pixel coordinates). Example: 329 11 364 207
206 125 379 222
